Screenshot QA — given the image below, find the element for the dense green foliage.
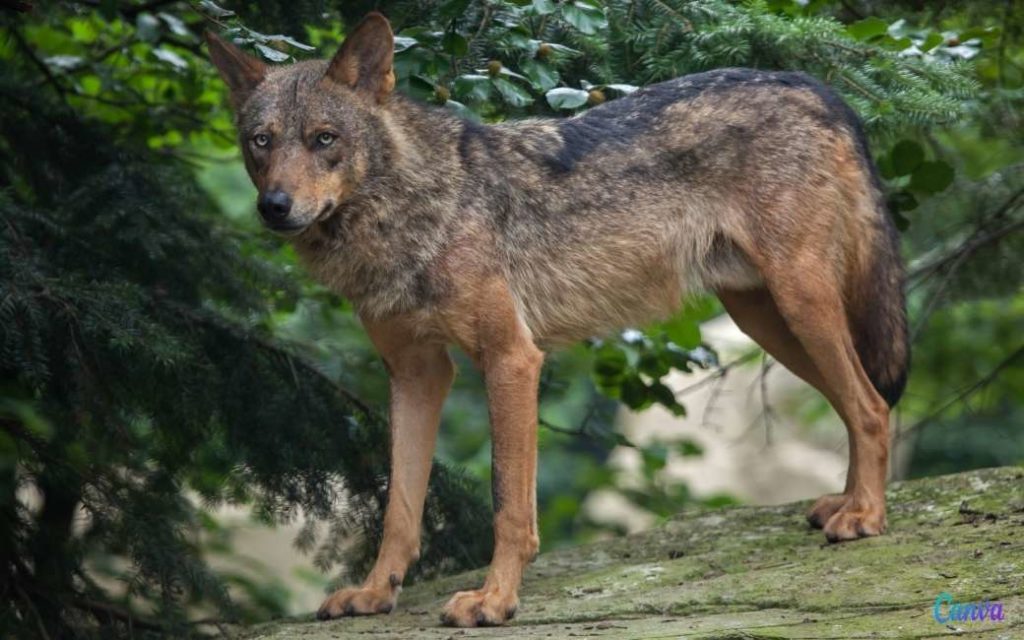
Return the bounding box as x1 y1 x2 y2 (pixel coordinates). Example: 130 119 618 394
0 0 1020 638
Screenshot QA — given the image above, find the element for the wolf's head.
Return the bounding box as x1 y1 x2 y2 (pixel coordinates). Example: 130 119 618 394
205 14 395 235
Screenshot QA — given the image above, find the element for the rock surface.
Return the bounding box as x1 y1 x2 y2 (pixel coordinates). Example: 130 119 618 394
245 466 1023 639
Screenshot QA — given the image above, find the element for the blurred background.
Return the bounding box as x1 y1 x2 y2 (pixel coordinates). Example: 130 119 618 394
1 0 1021 637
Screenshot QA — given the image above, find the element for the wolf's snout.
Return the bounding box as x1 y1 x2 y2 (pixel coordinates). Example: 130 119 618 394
257 189 293 224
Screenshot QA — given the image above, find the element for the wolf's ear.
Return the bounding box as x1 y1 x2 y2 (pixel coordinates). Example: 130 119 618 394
325 12 395 103
204 31 268 109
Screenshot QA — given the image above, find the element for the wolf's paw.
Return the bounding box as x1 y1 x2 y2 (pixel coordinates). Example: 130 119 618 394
440 588 518 627
807 493 849 529
822 503 886 542
316 585 396 620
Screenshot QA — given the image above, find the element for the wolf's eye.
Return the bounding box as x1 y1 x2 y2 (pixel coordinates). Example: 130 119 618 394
253 133 270 148
316 132 336 147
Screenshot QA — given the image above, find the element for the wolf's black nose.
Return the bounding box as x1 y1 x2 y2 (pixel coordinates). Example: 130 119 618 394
258 189 293 223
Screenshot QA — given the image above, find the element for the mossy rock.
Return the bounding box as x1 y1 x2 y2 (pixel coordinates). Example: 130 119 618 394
244 466 1024 639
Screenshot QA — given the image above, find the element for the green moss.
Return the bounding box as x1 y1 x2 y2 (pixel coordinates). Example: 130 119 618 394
241 467 1024 639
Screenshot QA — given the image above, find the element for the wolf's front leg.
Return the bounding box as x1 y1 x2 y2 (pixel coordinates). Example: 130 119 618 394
317 318 454 620
441 317 543 627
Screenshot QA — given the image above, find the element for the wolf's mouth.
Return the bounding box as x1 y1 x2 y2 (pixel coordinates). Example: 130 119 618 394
316 200 337 222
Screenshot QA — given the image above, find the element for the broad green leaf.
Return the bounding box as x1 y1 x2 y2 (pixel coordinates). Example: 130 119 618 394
493 77 534 107
560 2 607 35
444 99 478 121
153 47 188 69
641 443 669 472
197 0 234 18
545 43 582 56
393 36 419 52
638 351 670 378
262 34 315 51
136 13 160 42
678 440 703 457
890 140 924 176
593 343 628 378
158 12 190 37
442 32 468 56
439 0 472 20
606 83 639 94
454 74 492 102
521 58 559 91
546 87 589 109
620 376 650 410
910 160 954 193
921 32 944 52
660 315 701 349
531 0 557 15
847 17 888 41
254 43 289 62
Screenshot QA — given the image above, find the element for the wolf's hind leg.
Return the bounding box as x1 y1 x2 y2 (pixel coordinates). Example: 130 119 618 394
754 261 890 542
317 317 454 620
717 286 854 528
720 263 889 541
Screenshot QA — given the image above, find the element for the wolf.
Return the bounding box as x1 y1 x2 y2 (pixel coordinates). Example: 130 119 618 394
206 11 908 628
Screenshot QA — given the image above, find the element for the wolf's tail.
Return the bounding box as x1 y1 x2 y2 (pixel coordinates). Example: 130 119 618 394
846 200 910 408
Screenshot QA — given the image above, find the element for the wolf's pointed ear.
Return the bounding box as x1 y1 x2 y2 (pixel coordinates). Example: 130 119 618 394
204 31 268 109
325 12 395 103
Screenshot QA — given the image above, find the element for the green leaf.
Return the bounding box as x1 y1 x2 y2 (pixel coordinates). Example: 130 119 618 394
593 343 628 378
254 43 289 62
892 209 910 232
620 375 650 410
444 99 477 121
545 87 589 109
909 160 954 193
531 0 558 15
438 0 472 21
262 33 315 51
888 190 919 214
921 32 944 52
876 153 896 180
197 0 234 18
638 351 670 378
158 12 190 38
606 83 639 94
153 47 188 70
678 439 703 457
649 381 683 415
492 77 534 107
847 17 888 41
135 13 161 42
661 315 701 349
393 36 419 52
442 32 468 56
641 443 669 472
560 2 607 35
453 74 492 102
521 58 559 91
890 140 924 176
545 42 582 56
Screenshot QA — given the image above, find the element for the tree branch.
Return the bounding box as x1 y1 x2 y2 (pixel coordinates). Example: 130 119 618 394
896 345 1024 442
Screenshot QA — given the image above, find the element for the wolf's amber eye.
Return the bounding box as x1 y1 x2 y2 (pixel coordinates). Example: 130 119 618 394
253 133 270 148
316 132 336 147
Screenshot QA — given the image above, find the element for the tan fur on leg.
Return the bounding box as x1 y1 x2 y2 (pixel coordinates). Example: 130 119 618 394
717 286 856 526
753 259 890 542
317 316 454 619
